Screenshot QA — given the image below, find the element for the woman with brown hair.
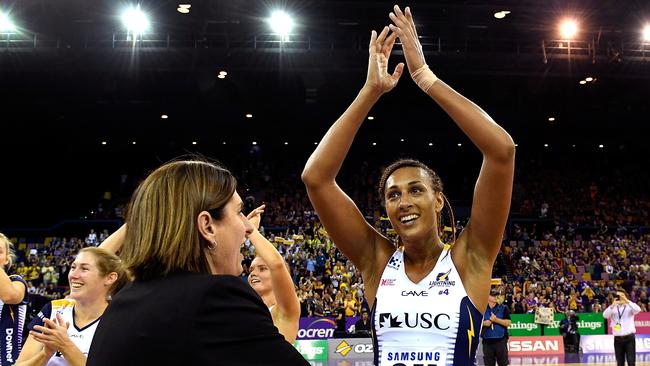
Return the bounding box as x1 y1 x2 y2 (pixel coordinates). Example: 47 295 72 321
15 247 128 366
302 6 515 366
86 159 308 366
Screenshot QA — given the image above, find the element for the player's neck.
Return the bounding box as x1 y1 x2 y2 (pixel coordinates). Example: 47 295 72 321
74 298 109 327
402 238 444 267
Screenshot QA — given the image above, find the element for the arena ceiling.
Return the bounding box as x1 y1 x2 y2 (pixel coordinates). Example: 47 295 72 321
1 0 649 227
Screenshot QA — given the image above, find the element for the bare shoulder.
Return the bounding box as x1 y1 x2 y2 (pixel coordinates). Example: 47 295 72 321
450 229 492 311
360 235 398 307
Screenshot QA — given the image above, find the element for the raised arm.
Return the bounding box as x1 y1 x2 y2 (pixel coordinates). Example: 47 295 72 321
389 6 515 265
247 206 299 343
0 269 26 304
301 27 404 272
98 224 126 254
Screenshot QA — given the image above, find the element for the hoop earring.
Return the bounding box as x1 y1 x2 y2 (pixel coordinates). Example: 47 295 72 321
208 241 218 251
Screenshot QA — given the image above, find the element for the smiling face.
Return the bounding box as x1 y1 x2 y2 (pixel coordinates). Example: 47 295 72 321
384 167 444 244
248 257 272 296
68 251 113 302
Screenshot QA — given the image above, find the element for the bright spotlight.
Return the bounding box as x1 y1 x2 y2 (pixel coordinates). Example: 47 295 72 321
122 6 150 34
560 19 578 39
643 25 650 42
579 80 587 85
268 11 294 36
0 12 16 32
585 76 593 82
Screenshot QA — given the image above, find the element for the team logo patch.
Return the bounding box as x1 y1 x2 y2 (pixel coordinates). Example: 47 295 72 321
428 269 456 288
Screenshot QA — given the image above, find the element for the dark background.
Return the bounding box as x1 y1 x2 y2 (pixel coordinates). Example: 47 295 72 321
1 0 649 228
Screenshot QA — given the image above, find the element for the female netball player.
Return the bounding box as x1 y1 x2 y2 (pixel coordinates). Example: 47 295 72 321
302 6 515 366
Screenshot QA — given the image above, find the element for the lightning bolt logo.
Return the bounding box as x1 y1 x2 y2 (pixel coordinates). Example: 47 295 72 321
9 307 14 322
436 269 451 281
466 304 475 357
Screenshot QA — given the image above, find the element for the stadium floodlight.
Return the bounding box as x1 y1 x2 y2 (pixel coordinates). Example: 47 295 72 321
0 12 16 32
121 5 150 34
268 10 294 36
643 24 650 42
559 19 578 39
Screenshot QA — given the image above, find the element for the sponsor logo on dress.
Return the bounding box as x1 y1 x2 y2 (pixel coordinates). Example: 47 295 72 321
387 256 402 270
378 312 451 330
401 290 429 297
381 279 396 286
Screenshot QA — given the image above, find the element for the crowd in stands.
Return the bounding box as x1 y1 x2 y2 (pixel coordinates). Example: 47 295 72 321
6 155 650 321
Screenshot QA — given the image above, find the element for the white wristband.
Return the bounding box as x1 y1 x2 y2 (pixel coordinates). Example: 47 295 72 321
410 64 438 92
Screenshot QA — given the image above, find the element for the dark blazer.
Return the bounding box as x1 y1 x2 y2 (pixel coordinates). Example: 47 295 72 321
87 272 309 366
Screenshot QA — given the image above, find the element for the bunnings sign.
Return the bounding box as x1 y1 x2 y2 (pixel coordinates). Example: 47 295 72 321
509 313 605 336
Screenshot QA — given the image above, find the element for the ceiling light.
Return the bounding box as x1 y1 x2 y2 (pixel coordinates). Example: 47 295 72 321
217 74 226 79
367 116 374 120
177 4 191 14
245 113 253 118
161 114 168 119
268 10 294 36
643 25 650 42
579 80 587 85
121 6 150 34
548 117 556 122
585 76 593 82
192 141 197 145
493 11 511 19
0 12 16 32
559 19 578 39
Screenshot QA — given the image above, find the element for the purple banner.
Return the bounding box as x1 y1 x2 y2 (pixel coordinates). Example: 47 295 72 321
298 317 361 340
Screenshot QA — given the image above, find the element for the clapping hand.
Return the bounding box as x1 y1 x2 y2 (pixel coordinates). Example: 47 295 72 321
363 26 404 95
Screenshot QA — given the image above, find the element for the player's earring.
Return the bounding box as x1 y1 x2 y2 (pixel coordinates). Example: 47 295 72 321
207 241 218 251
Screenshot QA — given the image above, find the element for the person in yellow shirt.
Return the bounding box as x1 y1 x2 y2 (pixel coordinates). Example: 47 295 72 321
344 292 358 317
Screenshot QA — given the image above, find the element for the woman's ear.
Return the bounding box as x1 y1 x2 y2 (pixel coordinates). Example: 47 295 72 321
105 272 118 287
197 211 216 243
434 192 445 213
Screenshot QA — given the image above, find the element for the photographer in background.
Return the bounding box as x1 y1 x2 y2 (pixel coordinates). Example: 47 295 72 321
560 310 580 353
603 289 641 366
482 289 512 366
